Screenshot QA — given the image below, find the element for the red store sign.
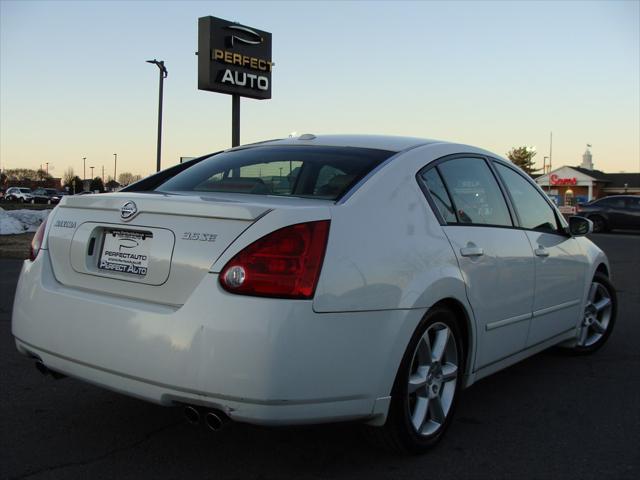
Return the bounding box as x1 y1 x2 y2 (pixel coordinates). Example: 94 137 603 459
550 174 577 186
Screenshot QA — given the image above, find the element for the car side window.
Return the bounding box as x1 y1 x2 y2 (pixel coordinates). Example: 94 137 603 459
419 168 457 223
597 197 624 208
494 162 559 232
627 197 640 210
437 158 512 226
609 197 626 208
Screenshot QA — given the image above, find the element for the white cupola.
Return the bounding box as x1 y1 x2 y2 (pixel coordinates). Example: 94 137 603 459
581 144 594 170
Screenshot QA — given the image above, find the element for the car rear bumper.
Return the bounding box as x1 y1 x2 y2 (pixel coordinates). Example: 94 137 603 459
12 251 423 425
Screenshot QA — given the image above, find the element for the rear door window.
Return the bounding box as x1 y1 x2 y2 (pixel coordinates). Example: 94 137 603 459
437 158 513 227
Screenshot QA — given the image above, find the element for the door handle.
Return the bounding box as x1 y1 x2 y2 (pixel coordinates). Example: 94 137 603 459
460 246 484 257
534 247 549 257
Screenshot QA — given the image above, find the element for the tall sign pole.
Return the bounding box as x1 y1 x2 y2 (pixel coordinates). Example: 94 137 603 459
197 16 273 148
232 95 240 147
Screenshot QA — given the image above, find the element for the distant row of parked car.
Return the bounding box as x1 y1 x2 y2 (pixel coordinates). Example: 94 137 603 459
0 187 68 204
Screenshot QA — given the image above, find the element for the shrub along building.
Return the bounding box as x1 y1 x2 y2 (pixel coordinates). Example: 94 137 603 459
535 146 640 207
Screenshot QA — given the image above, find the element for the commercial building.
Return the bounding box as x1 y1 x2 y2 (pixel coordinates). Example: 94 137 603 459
535 146 640 206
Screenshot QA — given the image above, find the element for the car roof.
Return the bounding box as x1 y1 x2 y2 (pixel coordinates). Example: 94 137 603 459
593 195 635 200
236 134 444 153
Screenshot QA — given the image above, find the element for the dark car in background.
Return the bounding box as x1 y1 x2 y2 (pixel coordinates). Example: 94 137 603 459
31 188 61 205
577 195 640 232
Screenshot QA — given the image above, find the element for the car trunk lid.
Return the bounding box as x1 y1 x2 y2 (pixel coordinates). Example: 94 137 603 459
46 193 270 305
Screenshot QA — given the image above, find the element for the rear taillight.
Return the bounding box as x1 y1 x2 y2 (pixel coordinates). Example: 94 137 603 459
29 217 48 261
219 220 330 299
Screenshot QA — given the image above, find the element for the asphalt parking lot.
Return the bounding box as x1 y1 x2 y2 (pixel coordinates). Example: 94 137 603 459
1 232 638 480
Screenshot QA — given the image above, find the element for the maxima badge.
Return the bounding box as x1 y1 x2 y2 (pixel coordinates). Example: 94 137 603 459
120 201 138 221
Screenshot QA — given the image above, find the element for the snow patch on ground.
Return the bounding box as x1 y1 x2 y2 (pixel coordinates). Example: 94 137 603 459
0 208 51 235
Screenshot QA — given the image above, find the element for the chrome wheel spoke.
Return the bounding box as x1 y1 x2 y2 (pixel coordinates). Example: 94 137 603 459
416 337 433 366
441 362 458 382
411 397 428 431
408 366 429 395
588 282 598 303
579 324 589 346
429 396 445 424
594 297 611 312
591 319 606 334
430 327 449 362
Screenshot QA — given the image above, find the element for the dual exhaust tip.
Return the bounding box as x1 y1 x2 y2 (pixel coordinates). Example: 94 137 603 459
35 360 227 431
184 405 229 432
35 360 66 380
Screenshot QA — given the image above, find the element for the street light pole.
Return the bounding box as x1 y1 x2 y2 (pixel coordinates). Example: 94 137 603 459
543 156 549 192
90 166 95 178
146 59 168 172
113 153 117 183
83 157 86 180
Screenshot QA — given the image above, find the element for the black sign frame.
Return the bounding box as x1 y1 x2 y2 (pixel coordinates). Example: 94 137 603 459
198 16 273 100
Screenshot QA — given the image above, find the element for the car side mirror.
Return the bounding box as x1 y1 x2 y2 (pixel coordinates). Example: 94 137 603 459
568 216 593 236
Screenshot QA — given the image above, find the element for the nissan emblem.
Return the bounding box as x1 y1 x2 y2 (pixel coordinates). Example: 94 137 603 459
120 201 138 221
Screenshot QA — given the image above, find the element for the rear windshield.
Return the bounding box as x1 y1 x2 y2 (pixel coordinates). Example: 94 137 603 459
155 145 393 200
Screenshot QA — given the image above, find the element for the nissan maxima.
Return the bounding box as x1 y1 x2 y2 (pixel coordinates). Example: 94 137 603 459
12 135 616 452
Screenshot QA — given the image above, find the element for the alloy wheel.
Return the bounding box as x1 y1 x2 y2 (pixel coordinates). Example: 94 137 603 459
590 216 605 233
407 322 458 436
579 281 613 347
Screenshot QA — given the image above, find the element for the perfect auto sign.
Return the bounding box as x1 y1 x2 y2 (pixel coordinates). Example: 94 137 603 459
198 16 273 100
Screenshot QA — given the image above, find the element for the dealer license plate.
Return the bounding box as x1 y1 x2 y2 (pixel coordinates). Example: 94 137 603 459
98 229 151 276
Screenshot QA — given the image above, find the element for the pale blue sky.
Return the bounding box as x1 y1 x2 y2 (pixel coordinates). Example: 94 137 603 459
1 0 638 178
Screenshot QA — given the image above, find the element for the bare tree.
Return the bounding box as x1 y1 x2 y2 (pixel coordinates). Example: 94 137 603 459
118 172 137 186
63 167 75 187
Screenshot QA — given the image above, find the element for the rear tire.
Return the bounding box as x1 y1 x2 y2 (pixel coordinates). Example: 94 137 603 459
364 306 464 453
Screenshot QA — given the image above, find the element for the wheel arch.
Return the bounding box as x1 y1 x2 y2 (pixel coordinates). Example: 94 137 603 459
587 212 609 226
596 262 609 278
385 292 477 397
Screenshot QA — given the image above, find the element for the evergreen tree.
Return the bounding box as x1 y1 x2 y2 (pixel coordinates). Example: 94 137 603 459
506 146 539 176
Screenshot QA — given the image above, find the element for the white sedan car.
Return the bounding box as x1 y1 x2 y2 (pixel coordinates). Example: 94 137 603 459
12 135 616 452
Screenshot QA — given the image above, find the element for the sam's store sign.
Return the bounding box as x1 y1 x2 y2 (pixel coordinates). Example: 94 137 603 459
550 174 577 186
198 16 273 100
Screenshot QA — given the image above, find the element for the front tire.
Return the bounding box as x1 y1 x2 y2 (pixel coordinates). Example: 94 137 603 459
366 306 464 453
571 273 617 354
589 215 608 233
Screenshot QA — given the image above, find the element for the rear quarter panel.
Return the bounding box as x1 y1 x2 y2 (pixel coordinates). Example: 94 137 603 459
313 142 485 313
